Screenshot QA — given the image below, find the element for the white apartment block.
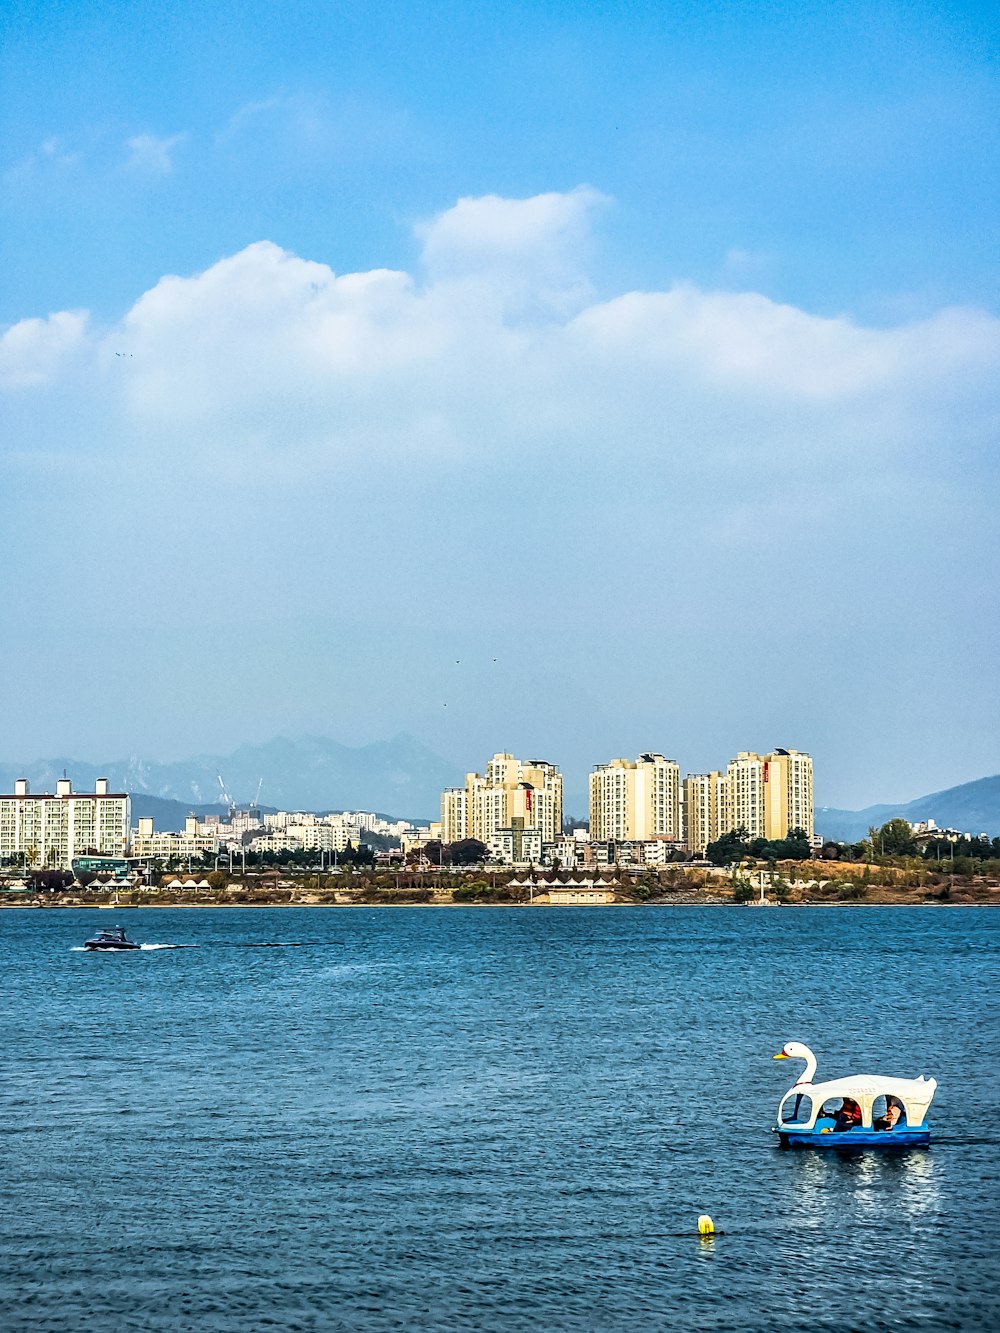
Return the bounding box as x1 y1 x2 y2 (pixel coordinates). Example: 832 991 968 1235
261 812 360 849
132 816 219 862
545 833 587 868
589 754 682 843
488 825 543 865
255 821 353 854
0 778 130 869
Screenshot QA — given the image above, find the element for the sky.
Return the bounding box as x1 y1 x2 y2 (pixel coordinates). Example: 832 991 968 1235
1 0 998 809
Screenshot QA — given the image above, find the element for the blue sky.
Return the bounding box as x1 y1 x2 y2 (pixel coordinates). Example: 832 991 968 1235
2 0 998 808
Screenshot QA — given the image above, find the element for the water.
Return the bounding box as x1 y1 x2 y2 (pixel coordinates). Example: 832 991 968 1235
1 905 997 1331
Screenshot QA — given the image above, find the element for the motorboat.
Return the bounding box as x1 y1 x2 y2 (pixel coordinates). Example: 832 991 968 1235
772 1041 936 1148
83 926 141 951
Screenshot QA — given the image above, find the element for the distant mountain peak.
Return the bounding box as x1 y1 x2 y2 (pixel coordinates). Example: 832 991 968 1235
817 774 1000 842
0 734 464 821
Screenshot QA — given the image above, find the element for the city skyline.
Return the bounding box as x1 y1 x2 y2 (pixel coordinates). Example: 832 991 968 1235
2 2 998 810
0 728 993 820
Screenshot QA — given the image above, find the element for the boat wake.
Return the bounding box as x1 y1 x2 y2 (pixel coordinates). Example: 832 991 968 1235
237 941 340 948
70 943 194 951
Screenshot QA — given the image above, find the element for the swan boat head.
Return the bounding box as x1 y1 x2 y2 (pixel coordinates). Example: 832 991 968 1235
773 1041 817 1086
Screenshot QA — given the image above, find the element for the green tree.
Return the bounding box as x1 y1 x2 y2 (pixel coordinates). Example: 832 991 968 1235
417 839 449 866
771 876 791 902
731 876 755 903
448 838 487 864
875 818 917 856
784 827 811 859
705 827 750 866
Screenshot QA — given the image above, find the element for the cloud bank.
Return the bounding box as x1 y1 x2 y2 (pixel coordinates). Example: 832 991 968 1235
3 187 996 487
2 188 998 803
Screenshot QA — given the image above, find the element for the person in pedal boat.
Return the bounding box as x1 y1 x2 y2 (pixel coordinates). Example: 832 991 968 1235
833 1097 862 1131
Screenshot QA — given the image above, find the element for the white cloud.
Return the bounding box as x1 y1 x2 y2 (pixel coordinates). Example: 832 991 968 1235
216 92 330 149
3 190 998 803
571 285 1000 400
125 132 186 174
417 186 608 321
3 135 82 185
0 311 88 389
418 187 606 276
2 188 997 488
218 96 286 141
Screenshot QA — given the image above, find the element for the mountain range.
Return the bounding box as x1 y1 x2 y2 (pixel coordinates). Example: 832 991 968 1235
816 774 1000 843
0 734 463 824
2 738 997 840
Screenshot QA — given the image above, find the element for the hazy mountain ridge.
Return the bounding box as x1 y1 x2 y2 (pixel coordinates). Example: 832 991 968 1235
817 774 1000 842
3 743 997 840
0 734 463 822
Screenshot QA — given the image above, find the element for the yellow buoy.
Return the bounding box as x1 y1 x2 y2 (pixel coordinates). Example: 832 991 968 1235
697 1214 715 1236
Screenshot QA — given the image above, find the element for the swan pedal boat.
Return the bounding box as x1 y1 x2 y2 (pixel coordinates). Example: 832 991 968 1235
773 1042 936 1149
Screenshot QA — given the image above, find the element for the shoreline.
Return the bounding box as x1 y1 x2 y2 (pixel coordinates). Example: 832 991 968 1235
3 897 995 910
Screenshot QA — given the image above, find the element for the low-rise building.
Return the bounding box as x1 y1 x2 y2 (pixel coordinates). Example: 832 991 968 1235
542 881 617 906
487 823 543 866
132 815 218 862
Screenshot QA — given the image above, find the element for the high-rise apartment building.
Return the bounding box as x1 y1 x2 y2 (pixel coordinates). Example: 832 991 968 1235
764 748 814 840
589 754 682 843
0 778 130 870
441 753 563 846
725 749 813 841
440 787 469 843
682 771 729 855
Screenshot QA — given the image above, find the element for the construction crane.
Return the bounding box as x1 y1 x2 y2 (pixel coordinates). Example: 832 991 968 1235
251 777 263 810
217 774 236 818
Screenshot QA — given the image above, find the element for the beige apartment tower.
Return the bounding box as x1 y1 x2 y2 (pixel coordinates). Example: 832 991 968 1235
440 786 469 843
764 748 814 840
725 748 814 841
441 752 563 845
682 771 729 855
589 754 682 843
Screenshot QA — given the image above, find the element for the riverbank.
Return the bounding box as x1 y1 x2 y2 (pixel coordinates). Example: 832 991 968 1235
4 885 997 908
4 856 998 909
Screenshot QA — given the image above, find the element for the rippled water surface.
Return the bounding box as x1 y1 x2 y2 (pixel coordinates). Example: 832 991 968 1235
2 905 997 1331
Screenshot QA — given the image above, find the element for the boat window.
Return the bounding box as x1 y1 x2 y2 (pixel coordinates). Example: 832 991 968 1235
779 1093 813 1125
819 1098 842 1121
872 1095 906 1128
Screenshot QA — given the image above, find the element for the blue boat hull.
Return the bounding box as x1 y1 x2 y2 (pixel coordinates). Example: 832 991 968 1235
776 1127 930 1149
